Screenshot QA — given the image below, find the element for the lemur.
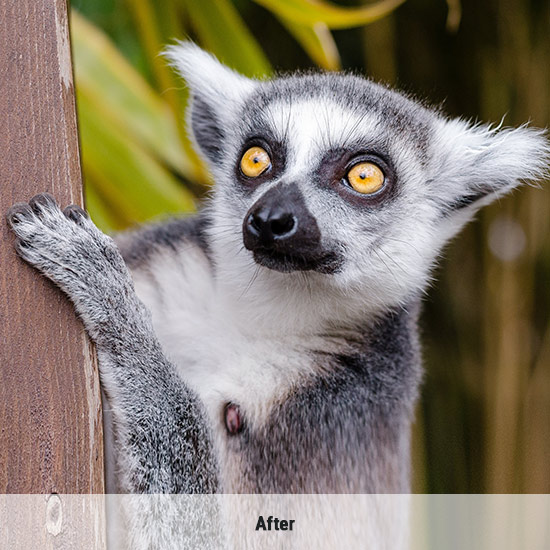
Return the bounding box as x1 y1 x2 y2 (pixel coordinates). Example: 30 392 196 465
6 43 549 548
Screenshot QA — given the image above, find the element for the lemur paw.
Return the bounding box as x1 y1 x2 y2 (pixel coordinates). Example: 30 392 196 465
7 192 124 276
6 193 135 338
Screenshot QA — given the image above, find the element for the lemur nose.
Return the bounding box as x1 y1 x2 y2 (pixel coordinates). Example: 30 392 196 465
246 208 297 242
242 184 321 258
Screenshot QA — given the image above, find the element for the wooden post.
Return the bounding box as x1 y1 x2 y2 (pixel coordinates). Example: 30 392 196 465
0 0 104 499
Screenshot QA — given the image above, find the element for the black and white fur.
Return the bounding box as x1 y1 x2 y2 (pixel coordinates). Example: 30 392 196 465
7 44 549 548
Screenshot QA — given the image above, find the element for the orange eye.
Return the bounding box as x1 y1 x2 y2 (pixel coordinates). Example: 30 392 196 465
240 146 271 178
347 162 385 194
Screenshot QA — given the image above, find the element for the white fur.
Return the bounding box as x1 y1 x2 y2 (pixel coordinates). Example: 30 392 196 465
136 44 550 434
131 243 349 423
100 45 550 548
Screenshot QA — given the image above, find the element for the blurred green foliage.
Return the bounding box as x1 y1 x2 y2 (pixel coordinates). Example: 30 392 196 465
70 0 550 493
71 0 404 230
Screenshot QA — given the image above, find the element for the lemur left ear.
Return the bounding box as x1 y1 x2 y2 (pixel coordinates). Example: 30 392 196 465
433 118 549 214
164 42 257 162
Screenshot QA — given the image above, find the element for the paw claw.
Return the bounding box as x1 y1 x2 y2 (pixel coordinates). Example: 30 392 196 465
6 203 33 226
29 192 58 214
16 239 30 251
63 204 89 223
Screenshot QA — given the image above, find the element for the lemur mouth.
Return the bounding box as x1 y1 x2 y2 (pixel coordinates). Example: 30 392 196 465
252 248 342 274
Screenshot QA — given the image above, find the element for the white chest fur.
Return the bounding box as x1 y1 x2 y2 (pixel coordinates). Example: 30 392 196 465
129 244 333 436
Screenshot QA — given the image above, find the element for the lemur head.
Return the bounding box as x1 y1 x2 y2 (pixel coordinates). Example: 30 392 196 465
166 43 549 328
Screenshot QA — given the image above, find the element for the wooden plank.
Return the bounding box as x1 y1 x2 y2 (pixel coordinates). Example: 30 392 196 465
0 0 104 497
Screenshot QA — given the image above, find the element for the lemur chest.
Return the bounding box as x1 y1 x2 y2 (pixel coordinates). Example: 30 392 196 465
156 321 320 428
128 247 415 493
130 252 329 430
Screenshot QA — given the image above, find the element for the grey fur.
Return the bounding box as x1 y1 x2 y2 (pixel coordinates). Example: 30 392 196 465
231 306 421 493
7 44 549 547
116 213 212 269
6 195 218 494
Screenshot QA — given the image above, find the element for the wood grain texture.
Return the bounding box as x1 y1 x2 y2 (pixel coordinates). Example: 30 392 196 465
0 0 104 495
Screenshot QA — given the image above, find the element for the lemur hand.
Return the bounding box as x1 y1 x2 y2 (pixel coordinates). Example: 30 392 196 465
6 193 143 346
7 193 220 497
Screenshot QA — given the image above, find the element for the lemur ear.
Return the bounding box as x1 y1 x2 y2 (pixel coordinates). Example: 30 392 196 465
164 42 257 162
433 118 549 214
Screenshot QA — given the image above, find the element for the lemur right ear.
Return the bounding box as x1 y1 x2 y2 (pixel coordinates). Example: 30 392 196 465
164 42 257 163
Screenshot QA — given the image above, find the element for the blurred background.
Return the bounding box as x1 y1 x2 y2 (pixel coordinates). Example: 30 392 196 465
69 0 550 493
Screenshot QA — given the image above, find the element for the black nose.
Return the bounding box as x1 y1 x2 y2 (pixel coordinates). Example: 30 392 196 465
246 208 297 242
242 184 322 257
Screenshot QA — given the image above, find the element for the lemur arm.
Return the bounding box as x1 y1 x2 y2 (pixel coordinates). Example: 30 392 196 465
6 193 219 494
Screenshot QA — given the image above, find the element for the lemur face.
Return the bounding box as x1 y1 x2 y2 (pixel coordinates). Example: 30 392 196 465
226 80 435 296
167 44 548 316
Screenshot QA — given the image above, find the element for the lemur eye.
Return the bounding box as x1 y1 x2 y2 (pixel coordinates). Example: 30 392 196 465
346 162 385 194
240 146 271 178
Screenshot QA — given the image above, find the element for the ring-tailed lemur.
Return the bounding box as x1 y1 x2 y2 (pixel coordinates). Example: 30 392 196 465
6 44 549 548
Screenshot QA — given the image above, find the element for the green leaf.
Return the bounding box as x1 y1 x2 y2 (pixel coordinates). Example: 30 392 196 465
185 0 272 77
77 82 196 229
71 11 203 183
253 0 407 29
445 0 462 32
84 181 124 233
280 19 341 70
